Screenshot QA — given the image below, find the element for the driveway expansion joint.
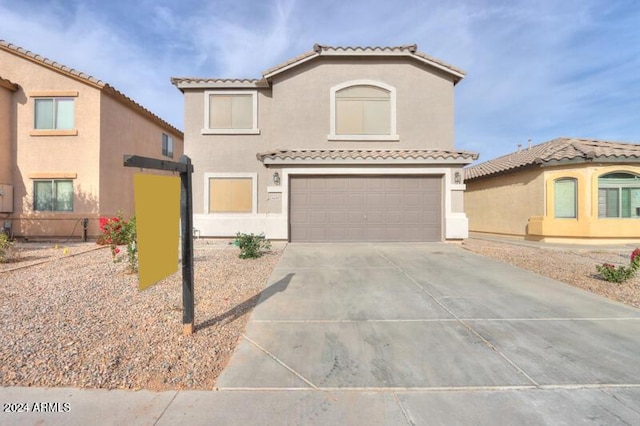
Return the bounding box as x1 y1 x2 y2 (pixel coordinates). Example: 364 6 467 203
375 248 541 388
242 334 318 390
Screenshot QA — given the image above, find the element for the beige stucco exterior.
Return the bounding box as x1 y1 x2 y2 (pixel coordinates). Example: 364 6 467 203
465 163 640 243
0 42 183 239
175 46 475 241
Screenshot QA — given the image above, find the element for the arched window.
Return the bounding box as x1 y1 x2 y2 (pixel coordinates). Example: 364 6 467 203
598 172 640 218
329 80 398 140
554 178 577 218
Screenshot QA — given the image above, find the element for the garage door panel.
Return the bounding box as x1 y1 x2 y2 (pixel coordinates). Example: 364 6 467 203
290 175 441 242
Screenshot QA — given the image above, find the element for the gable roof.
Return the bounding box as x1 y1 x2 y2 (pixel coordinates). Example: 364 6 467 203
0 40 182 137
263 44 466 82
257 148 478 165
172 43 465 90
465 137 640 181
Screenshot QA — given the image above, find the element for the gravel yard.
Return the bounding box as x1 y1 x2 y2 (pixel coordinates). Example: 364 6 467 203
0 240 283 391
1 237 639 391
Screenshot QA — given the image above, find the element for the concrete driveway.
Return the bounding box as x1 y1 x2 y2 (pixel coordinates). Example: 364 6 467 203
216 243 640 424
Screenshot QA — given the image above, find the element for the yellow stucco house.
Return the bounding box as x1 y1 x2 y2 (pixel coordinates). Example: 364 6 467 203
0 40 183 239
465 137 640 243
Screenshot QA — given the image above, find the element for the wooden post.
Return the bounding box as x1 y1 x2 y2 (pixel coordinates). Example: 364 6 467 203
123 154 195 335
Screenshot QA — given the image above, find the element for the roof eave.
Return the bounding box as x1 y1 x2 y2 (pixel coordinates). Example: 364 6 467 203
540 156 640 167
261 157 476 165
171 78 269 90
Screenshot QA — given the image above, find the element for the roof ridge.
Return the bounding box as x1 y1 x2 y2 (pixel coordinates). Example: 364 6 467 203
1 39 182 136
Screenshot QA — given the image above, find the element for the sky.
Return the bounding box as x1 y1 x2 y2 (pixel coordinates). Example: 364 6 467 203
1 0 639 161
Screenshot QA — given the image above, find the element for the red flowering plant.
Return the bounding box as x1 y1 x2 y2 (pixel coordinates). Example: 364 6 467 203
97 211 137 272
596 247 640 283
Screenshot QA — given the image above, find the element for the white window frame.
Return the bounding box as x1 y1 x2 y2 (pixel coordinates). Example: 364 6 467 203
202 90 259 135
598 172 640 218
204 172 258 214
329 80 399 141
553 178 577 219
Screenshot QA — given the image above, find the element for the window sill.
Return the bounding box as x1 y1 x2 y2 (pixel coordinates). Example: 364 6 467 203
328 134 399 142
202 128 260 135
30 129 78 137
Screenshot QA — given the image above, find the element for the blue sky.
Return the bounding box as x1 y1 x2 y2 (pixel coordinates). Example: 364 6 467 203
1 0 639 161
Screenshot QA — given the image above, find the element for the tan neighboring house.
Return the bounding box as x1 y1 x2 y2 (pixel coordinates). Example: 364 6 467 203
0 40 183 239
465 137 640 243
172 44 478 242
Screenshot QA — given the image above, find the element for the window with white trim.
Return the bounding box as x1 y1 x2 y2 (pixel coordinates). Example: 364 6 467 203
34 98 75 130
203 90 259 134
554 178 577 218
206 173 257 213
598 172 640 218
34 180 74 211
329 80 398 141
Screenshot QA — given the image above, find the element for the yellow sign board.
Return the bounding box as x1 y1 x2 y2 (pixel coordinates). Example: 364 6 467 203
134 173 181 290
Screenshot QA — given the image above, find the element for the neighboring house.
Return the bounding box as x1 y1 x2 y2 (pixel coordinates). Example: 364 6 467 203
172 44 478 242
465 137 640 243
0 40 183 239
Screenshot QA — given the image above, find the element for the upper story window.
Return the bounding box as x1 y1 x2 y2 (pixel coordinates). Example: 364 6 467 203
30 91 78 136
329 80 398 141
162 133 174 158
598 172 640 218
554 178 577 218
203 90 259 134
35 98 74 130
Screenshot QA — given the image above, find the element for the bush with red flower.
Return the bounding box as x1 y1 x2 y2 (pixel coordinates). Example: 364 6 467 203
596 247 640 283
97 211 137 272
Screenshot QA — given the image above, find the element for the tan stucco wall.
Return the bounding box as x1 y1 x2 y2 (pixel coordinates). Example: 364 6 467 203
182 89 273 215
0 48 103 237
466 163 640 242
0 47 184 238
0 85 12 185
99 92 184 220
183 56 458 217
270 58 456 150
529 163 640 241
465 167 545 236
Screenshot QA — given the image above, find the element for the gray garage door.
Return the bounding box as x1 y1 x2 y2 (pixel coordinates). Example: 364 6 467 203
289 175 442 242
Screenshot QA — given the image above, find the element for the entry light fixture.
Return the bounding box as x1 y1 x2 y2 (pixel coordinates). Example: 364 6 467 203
454 171 462 184
273 172 281 186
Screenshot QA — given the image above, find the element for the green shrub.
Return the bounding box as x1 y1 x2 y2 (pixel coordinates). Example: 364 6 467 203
235 232 271 259
0 233 11 263
596 248 640 283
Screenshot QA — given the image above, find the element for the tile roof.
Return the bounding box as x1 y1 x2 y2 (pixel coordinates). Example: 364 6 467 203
465 137 640 180
0 40 182 137
170 77 268 89
262 44 466 82
172 43 466 89
257 149 478 164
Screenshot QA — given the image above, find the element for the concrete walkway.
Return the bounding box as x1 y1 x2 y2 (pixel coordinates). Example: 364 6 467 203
2 243 640 425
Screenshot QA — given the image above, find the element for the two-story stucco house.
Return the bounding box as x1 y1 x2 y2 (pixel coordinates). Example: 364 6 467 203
172 44 477 242
0 40 183 239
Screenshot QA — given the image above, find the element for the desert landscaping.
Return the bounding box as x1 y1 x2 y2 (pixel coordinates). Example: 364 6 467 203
0 238 638 391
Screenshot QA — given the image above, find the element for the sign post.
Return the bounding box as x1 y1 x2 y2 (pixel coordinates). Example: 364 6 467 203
124 154 195 335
